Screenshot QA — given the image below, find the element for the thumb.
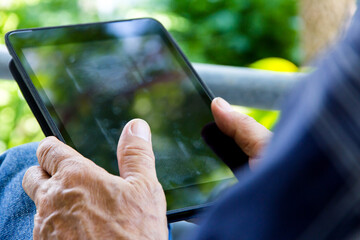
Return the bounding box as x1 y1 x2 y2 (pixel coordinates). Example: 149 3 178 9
211 97 272 158
117 119 156 180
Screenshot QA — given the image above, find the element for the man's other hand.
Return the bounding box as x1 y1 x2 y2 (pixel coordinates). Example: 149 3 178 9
22 119 168 240
211 97 272 168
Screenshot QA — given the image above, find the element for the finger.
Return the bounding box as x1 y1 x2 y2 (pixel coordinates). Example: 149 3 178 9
22 166 50 203
117 119 157 180
211 97 272 158
36 136 87 176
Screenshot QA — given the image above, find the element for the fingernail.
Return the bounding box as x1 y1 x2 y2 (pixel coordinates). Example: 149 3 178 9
130 120 150 142
215 97 233 112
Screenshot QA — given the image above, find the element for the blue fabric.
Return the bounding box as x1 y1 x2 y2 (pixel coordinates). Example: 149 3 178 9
192 10 360 240
0 143 38 240
168 223 173 240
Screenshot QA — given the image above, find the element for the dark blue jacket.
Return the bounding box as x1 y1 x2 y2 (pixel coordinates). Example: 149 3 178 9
194 10 360 240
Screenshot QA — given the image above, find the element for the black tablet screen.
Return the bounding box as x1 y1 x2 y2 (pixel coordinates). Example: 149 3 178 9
8 19 237 213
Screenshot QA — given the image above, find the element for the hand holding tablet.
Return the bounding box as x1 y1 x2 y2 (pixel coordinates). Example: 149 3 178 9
23 123 169 240
6 18 249 221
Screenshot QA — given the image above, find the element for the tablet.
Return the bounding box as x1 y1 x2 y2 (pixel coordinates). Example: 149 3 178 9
5 19 248 221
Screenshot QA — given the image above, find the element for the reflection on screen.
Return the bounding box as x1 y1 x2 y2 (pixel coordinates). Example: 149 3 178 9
22 34 235 210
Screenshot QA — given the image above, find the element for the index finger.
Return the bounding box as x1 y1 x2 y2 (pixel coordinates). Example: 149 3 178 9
36 136 87 176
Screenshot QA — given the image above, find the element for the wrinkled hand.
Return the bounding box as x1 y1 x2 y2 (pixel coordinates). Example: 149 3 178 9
22 119 168 240
211 97 272 168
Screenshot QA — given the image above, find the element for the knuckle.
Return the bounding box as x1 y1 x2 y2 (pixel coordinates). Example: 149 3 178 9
35 179 57 206
36 138 57 163
56 187 86 209
232 112 271 156
36 141 65 173
235 113 257 127
55 160 96 188
121 144 152 157
59 160 89 178
33 179 87 215
35 191 48 209
120 145 154 168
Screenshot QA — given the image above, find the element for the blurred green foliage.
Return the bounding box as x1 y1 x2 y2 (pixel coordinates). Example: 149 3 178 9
0 0 299 152
0 0 300 64
0 81 44 152
160 0 300 65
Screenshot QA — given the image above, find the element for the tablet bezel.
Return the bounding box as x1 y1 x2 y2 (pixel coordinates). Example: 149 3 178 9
6 19 234 222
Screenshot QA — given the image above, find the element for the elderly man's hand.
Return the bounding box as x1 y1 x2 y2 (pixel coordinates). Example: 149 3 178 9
211 98 272 168
22 119 168 240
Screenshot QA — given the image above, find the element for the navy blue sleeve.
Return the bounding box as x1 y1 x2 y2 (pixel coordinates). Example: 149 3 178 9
192 10 360 240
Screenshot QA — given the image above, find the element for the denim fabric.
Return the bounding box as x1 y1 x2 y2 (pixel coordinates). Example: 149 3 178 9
0 142 39 240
